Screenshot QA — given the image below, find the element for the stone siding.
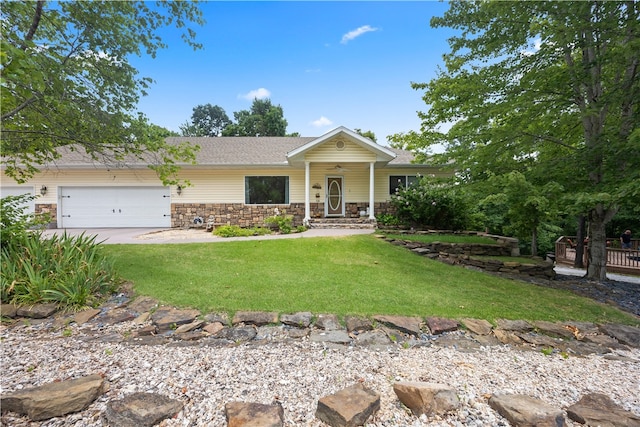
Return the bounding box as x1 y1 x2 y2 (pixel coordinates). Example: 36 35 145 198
171 203 306 228
35 203 57 229
172 202 394 228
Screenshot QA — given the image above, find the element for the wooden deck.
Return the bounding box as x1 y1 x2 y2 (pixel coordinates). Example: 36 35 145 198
555 237 640 276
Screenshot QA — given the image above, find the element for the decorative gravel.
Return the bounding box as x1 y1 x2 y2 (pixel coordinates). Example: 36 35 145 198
2 320 639 426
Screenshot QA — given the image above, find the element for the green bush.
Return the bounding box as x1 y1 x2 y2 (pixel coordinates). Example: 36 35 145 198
1 196 120 310
264 213 293 234
214 225 272 237
1 232 120 310
390 179 472 231
376 213 403 227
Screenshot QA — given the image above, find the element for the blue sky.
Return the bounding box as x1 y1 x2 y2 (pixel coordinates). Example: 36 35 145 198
132 1 454 145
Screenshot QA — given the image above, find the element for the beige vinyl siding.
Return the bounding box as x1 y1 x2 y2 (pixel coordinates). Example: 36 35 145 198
6 169 165 205
305 139 376 163
176 169 306 204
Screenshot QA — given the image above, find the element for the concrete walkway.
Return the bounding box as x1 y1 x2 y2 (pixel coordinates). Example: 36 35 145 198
41 227 375 245
554 265 640 284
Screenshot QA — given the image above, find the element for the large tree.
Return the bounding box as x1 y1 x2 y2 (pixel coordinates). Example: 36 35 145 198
222 98 288 137
180 103 231 137
392 1 639 280
1 1 204 184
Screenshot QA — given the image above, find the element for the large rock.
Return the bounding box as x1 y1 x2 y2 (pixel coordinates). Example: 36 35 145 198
232 311 278 326
316 383 380 427
373 315 422 336
566 393 640 427
174 320 205 334
1 303 19 318
74 308 101 325
216 326 257 342
345 316 373 333
598 324 640 348
151 307 200 331
488 393 566 427
425 317 459 335
126 296 159 314
461 318 493 335
16 303 57 319
393 381 460 416
102 392 183 427
316 314 342 331
533 321 577 339
225 402 284 427
310 330 351 344
1 374 106 421
495 319 533 332
280 311 312 328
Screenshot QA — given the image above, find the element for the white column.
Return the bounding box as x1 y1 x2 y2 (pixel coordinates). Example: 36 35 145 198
304 161 311 225
369 162 375 219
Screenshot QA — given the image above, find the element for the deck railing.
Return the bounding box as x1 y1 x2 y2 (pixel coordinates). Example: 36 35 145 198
555 236 640 275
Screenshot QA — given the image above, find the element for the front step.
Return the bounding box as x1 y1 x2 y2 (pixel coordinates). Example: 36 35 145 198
308 218 377 229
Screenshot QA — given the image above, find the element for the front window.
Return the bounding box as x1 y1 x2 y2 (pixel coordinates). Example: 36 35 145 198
245 176 289 204
389 175 418 195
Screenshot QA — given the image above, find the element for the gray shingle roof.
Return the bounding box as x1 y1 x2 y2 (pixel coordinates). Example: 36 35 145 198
38 136 419 168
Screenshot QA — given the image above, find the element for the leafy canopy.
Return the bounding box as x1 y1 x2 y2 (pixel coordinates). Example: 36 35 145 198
391 1 639 279
222 98 288 137
1 1 205 185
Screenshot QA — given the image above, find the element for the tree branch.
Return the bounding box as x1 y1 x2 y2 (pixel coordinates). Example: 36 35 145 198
21 0 45 50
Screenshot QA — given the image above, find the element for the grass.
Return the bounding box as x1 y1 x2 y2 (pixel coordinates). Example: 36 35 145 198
384 233 498 245
104 235 638 325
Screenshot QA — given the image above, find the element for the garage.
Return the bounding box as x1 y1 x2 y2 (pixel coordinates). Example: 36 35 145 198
59 187 171 228
0 186 35 213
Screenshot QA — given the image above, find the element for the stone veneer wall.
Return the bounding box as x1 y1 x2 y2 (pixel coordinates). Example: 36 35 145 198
171 203 306 228
35 203 57 229
172 201 395 228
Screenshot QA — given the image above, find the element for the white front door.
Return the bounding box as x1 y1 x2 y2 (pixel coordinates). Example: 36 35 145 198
59 186 171 228
325 176 344 217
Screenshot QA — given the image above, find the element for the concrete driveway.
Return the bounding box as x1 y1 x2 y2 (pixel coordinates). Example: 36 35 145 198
40 227 375 244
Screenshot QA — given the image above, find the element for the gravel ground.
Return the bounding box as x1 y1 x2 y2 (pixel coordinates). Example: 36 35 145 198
1 320 639 427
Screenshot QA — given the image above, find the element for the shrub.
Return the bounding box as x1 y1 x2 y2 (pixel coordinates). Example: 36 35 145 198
214 225 272 237
390 179 472 230
376 213 403 227
1 232 120 310
264 213 293 234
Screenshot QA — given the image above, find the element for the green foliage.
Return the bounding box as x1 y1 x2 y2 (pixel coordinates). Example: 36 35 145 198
393 1 639 279
1 1 204 185
222 98 288 136
383 233 497 245
180 103 231 137
213 225 272 238
264 214 293 234
390 178 472 230
0 194 48 250
375 213 403 227
1 232 120 310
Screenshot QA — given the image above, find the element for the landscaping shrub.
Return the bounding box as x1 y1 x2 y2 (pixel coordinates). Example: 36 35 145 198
1 195 120 310
264 213 293 234
213 225 272 237
390 178 472 230
1 232 120 310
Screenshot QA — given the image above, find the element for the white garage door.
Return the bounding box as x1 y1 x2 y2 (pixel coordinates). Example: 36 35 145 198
0 186 35 213
59 187 171 228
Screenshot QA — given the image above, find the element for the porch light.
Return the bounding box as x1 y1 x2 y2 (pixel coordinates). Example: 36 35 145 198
312 183 321 189
176 185 182 196
40 185 47 196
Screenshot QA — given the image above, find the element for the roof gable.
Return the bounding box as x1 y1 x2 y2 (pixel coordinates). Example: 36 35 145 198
286 126 396 166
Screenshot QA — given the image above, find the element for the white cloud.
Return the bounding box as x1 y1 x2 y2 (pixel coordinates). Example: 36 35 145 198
341 25 379 44
311 116 333 127
239 88 271 100
521 37 542 57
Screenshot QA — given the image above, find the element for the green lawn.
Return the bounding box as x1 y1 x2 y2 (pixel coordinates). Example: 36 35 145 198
104 235 638 325
383 233 498 245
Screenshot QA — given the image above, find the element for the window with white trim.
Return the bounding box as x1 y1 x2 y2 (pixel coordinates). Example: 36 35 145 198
245 176 289 204
389 175 419 195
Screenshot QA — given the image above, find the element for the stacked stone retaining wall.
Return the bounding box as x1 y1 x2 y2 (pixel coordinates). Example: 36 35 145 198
383 233 555 280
